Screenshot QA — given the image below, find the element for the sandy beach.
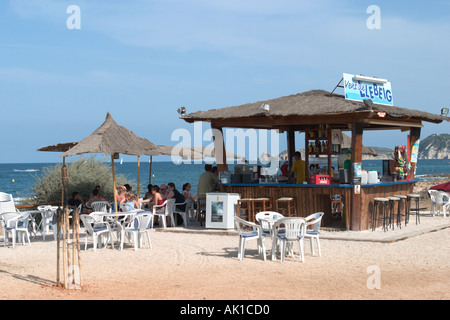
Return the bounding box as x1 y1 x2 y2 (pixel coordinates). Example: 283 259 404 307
1 179 449 301
1 213 449 301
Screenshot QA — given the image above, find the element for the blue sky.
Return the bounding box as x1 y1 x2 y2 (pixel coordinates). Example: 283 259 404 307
0 0 449 163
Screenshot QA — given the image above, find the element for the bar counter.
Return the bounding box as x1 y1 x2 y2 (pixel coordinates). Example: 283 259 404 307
222 180 417 231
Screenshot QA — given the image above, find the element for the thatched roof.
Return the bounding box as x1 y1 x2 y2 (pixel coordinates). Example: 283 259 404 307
182 90 448 125
61 113 162 157
37 142 78 153
156 145 243 160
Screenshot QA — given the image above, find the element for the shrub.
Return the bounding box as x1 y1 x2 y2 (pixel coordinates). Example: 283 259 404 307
26 156 129 204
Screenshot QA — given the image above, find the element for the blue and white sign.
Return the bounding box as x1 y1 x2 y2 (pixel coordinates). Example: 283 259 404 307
343 73 394 106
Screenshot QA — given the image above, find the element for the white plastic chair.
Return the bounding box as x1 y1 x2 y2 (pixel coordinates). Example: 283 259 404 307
428 190 439 216
91 201 111 213
152 198 176 228
120 202 144 213
3 212 31 248
89 211 106 224
234 216 267 261
174 200 189 227
38 206 59 241
255 211 284 239
121 213 153 250
434 192 450 218
304 212 324 257
0 193 19 216
80 214 114 251
271 217 306 263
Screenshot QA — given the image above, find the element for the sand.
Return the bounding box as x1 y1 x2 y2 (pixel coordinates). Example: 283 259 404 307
1 179 449 301
1 215 449 301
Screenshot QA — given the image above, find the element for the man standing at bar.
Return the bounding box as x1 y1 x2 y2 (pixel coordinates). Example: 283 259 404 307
197 164 221 199
289 151 306 184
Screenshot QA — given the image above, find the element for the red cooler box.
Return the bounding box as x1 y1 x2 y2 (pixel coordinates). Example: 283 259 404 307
310 174 330 185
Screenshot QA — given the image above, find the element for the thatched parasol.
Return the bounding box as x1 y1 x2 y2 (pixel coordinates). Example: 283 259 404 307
61 113 160 157
156 145 243 160
61 113 162 208
37 142 78 153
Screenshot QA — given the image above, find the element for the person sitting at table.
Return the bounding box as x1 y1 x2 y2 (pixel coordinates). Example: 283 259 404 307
112 185 127 212
140 184 153 209
141 185 165 225
144 184 153 200
167 182 186 226
159 184 168 199
123 192 140 210
68 191 90 214
88 187 107 207
183 183 197 208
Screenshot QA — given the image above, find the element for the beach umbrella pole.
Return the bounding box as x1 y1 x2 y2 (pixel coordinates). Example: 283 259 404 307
137 155 140 198
112 155 117 210
149 155 153 184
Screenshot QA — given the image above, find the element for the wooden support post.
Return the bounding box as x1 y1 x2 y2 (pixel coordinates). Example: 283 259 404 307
212 125 228 172
111 154 117 212
56 208 62 286
137 155 141 197
149 155 153 184
409 127 421 180
287 130 296 172
350 123 363 231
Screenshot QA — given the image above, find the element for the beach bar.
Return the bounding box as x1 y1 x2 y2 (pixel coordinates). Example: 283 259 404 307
182 80 448 231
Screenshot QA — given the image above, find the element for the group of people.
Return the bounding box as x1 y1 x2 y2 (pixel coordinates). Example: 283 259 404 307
66 163 223 227
67 181 199 227
68 185 108 214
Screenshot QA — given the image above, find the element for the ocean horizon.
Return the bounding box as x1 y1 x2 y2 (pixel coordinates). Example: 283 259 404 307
1 159 449 201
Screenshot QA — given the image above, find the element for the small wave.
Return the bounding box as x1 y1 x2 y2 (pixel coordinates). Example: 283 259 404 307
13 169 40 172
416 175 447 182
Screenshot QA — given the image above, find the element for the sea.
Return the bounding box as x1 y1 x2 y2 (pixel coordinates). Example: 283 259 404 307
1 159 449 202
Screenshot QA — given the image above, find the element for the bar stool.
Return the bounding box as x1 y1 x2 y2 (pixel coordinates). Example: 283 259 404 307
393 194 407 228
372 197 389 231
407 194 421 225
387 196 400 230
276 197 296 217
253 198 271 216
237 199 254 222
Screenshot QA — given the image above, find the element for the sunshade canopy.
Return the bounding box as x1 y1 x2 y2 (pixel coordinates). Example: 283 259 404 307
182 90 448 130
61 113 161 157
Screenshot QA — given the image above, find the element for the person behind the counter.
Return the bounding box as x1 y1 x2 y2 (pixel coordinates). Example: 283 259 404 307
288 151 306 184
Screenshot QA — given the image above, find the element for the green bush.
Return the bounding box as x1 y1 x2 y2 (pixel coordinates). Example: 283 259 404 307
26 156 129 204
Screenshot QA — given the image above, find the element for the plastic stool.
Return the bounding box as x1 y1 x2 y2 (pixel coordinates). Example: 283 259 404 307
393 194 407 228
237 199 254 222
407 194 421 225
276 197 296 217
387 196 400 230
253 198 271 215
372 197 389 231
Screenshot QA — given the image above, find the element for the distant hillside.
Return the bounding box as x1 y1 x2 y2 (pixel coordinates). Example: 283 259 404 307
418 133 450 159
363 147 393 160
364 134 450 160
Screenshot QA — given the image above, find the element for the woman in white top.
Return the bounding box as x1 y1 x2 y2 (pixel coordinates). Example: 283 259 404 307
182 183 196 205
